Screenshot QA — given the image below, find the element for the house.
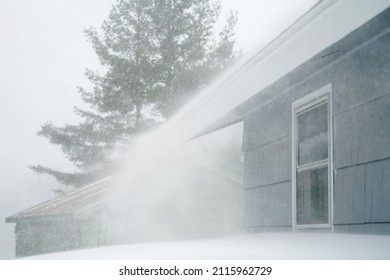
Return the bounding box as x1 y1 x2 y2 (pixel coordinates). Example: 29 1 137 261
177 0 390 233
6 0 390 257
5 177 113 256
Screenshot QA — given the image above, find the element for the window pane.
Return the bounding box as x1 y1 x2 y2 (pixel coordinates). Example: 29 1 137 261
298 103 328 166
296 166 328 225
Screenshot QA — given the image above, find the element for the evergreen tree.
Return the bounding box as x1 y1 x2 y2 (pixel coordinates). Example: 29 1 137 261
30 0 237 189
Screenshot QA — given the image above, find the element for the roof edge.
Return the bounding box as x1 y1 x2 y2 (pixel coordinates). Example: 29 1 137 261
178 0 339 125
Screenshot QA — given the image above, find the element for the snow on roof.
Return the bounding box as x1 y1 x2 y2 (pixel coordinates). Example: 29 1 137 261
174 0 390 140
5 176 113 223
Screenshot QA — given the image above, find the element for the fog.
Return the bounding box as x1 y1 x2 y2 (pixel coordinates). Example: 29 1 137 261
0 0 318 259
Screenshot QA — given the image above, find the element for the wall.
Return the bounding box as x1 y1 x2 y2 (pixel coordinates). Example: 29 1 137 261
242 8 390 233
14 219 79 257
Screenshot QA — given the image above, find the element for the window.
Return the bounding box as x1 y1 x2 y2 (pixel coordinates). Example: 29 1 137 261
292 84 333 229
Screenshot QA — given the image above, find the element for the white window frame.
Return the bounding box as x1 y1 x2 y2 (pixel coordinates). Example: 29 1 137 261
291 84 333 231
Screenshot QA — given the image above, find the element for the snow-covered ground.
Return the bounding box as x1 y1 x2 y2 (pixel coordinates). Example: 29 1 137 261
26 233 390 260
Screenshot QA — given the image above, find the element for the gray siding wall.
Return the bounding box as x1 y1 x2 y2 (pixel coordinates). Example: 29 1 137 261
334 159 390 226
243 15 390 233
15 220 79 257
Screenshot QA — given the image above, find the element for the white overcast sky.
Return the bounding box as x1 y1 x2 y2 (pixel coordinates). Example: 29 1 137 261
0 0 318 259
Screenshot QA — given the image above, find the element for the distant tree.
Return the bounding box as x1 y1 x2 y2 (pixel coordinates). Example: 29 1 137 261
30 0 237 189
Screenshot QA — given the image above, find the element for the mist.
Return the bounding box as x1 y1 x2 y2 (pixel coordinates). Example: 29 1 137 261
0 0 319 259
100 123 245 246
